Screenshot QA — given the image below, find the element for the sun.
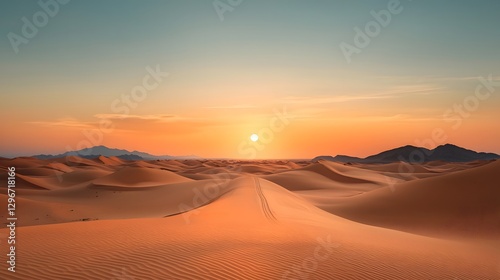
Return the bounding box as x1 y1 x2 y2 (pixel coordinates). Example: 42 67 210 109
250 133 259 142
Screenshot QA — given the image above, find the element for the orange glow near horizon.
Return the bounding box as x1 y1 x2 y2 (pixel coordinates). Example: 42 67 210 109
2 96 500 159
2 1 500 159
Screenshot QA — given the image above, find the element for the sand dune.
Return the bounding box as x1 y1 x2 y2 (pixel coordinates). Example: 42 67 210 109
0 157 498 279
54 156 106 167
318 160 500 239
96 155 125 166
92 166 192 187
13 167 64 177
0 157 45 168
46 162 74 173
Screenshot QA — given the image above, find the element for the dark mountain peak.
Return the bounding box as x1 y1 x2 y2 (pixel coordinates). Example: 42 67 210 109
435 143 463 149
315 143 499 163
433 144 481 154
392 145 426 152
364 145 431 163
371 145 426 155
435 143 463 150
93 145 107 149
31 146 200 160
430 143 498 162
401 144 420 149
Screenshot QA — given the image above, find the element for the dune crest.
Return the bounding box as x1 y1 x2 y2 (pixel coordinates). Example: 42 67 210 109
0 157 498 279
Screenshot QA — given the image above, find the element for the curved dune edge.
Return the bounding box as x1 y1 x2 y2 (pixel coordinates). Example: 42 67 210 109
315 160 500 239
91 166 193 187
1 176 498 279
0 157 498 279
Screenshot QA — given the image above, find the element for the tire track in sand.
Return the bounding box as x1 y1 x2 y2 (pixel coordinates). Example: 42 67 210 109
253 177 277 222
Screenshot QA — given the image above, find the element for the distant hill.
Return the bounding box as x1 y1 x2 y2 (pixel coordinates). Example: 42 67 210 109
115 154 144 161
313 144 499 163
364 145 431 163
32 145 200 160
312 155 364 163
430 144 499 162
34 153 144 161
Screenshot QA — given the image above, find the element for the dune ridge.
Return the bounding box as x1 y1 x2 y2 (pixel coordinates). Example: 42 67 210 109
0 157 498 279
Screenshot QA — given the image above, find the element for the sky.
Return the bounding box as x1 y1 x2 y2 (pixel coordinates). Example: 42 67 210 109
1 0 499 159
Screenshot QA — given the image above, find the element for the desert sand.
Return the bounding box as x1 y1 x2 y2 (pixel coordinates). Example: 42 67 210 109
0 157 499 279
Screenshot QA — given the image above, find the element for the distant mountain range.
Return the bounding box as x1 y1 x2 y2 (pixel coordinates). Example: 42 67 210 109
32 145 200 160
313 144 499 163
16 144 500 162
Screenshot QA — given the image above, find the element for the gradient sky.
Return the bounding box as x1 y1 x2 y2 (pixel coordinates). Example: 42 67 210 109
1 0 499 159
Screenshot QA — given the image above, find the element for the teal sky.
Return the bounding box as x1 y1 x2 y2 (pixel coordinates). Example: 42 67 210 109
1 0 499 158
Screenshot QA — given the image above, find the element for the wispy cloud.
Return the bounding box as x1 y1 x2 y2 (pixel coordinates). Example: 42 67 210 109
383 84 444 95
287 109 440 122
204 104 256 109
321 114 440 122
281 84 443 105
431 75 500 82
376 75 500 82
28 114 221 134
28 118 95 129
94 114 181 122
